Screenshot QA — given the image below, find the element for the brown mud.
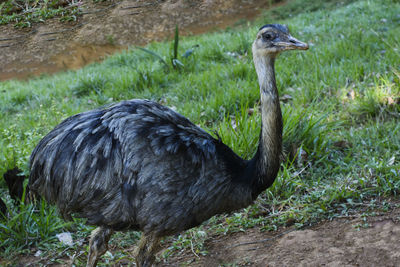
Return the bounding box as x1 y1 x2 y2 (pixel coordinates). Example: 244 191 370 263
0 0 284 81
160 207 400 266
13 207 400 266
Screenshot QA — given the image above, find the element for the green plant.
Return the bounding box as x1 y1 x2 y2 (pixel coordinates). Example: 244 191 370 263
0 200 71 252
137 25 192 71
0 0 81 27
171 25 183 69
71 73 109 97
282 104 338 162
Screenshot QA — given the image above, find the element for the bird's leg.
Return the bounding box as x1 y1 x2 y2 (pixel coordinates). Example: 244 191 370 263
87 226 114 267
135 233 161 267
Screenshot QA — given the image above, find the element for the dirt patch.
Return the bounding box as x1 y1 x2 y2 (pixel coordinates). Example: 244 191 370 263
161 208 400 266
0 0 284 81
10 209 400 266
6 208 400 266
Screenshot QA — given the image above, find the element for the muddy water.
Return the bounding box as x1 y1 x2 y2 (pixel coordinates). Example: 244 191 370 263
0 0 285 81
1 44 126 80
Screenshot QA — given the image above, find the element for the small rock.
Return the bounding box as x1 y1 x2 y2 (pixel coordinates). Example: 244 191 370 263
34 250 42 257
56 232 73 246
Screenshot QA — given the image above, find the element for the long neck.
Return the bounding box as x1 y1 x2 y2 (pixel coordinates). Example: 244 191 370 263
247 55 283 197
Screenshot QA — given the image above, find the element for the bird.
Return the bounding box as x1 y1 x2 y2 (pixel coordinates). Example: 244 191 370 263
28 24 308 267
3 167 26 203
0 167 26 218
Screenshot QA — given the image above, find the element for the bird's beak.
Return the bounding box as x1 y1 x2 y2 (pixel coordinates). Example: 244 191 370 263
276 35 309 51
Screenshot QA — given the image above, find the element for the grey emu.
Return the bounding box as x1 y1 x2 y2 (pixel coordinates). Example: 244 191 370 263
29 24 308 266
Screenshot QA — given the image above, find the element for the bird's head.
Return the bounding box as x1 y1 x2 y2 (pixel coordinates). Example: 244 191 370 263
252 24 308 57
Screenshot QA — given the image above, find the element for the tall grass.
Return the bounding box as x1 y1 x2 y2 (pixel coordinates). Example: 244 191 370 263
0 200 70 252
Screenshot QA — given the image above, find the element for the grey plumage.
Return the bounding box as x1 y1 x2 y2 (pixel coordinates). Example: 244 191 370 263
30 99 251 232
29 24 308 267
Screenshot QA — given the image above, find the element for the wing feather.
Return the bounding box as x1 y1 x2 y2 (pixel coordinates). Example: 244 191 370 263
29 99 243 231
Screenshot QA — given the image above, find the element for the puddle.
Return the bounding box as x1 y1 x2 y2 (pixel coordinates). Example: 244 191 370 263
0 44 126 80
54 44 126 71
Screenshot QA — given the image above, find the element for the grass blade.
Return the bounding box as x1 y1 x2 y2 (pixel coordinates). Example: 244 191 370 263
137 47 169 69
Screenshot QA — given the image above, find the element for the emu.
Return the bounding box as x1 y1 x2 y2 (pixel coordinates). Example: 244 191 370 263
29 24 308 266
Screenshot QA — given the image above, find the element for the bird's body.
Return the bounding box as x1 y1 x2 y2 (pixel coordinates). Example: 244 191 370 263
30 99 254 234
29 24 308 267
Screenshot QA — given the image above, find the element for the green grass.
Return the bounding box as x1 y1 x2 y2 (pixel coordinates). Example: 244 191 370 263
0 0 83 27
1 0 400 265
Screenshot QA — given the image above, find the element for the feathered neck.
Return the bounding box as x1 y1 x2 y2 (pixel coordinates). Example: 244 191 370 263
246 54 283 198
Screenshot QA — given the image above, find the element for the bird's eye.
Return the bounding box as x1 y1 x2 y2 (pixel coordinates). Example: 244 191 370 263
263 33 274 40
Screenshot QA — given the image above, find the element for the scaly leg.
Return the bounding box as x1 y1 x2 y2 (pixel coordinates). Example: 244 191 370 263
87 226 114 267
135 233 161 267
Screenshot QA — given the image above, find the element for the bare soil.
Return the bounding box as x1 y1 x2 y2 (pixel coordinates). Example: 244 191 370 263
0 0 278 81
10 208 400 266
160 208 400 266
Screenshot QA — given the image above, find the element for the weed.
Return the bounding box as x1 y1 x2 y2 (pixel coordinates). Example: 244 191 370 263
0 0 81 27
71 73 109 97
350 79 400 119
137 25 190 71
282 104 338 162
0 200 70 253
106 35 115 45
